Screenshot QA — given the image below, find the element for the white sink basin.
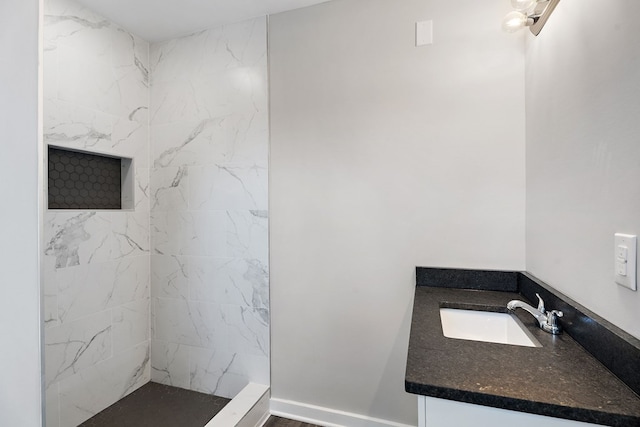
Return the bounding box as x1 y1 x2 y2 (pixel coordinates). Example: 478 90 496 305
440 308 541 347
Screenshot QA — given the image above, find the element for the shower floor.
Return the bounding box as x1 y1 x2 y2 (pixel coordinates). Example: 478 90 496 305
264 416 321 427
79 382 230 427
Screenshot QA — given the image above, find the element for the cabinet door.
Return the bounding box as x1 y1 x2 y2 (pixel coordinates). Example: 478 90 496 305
419 397 603 427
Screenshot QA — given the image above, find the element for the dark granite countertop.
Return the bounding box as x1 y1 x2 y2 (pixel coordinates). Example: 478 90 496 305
405 286 640 426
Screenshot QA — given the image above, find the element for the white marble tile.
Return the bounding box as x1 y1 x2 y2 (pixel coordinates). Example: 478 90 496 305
150 339 190 389
218 111 269 165
45 310 112 387
154 297 226 348
226 210 268 263
201 66 267 116
43 255 60 329
149 79 207 125
151 211 198 256
150 291 156 340
189 346 247 398
187 257 232 303
56 44 120 114
44 40 59 103
236 353 270 386
54 54 145 122
150 112 267 169
133 32 150 74
112 106 149 168
150 67 265 126
44 0 113 62
150 166 189 212
225 305 269 358
150 18 266 85
58 342 149 427
188 164 268 211
211 18 267 70
111 67 150 119
45 381 60 427
151 118 226 168
44 293 60 330
135 168 150 211
56 256 149 323
112 29 149 85
189 257 268 309
151 210 226 257
236 258 269 311
112 298 149 354
44 98 113 152
112 211 150 259
209 212 229 258
150 32 212 85
150 254 189 300
44 211 113 268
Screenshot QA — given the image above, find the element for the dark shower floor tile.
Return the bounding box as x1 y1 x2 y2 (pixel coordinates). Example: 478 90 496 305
263 416 321 427
79 382 230 427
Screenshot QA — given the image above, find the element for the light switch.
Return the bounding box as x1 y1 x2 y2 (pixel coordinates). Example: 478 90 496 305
615 233 637 291
617 245 628 260
616 260 627 277
416 20 433 46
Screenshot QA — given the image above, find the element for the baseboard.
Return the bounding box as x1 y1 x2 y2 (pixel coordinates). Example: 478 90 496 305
270 397 416 427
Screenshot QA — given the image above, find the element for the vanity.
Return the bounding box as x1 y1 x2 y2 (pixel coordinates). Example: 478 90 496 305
405 268 640 427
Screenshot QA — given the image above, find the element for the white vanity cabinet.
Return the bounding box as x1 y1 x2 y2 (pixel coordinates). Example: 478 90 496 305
418 396 604 427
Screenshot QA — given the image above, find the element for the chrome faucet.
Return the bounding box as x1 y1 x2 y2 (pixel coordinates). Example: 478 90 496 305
507 293 563 335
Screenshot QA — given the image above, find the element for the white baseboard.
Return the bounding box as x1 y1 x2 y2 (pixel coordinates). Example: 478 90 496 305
270 397 416 427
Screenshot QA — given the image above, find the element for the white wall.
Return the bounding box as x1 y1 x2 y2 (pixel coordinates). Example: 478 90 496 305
526 1 640 338
269 0 526 424
0 0 43 426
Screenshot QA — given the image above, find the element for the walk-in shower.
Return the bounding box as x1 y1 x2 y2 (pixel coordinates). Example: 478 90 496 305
42 0 270 425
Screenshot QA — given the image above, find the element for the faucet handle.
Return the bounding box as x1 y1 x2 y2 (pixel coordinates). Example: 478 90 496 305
535 293 546 314
543 310 564 335
549 310 563 319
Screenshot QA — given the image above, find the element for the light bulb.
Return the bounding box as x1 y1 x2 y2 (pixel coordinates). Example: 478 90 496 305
502 11 529 33
510 0 536 12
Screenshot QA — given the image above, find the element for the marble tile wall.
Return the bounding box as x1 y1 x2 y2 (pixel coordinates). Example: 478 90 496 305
149 18 270 399
43 0 150 425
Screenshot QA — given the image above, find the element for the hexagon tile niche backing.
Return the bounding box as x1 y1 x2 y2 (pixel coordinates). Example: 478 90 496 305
48 147 122 210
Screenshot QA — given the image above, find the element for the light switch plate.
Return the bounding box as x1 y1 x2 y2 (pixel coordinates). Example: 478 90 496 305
615 233 637 291
416 20 433 46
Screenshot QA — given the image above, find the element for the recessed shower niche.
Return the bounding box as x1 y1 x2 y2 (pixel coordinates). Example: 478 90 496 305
47 146 134 210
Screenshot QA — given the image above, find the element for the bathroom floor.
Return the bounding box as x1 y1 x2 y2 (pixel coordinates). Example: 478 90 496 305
79 382 230 427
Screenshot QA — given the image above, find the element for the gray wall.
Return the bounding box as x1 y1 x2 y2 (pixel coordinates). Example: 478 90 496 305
0 0 43 425
269 0 526 424
526 0 640 338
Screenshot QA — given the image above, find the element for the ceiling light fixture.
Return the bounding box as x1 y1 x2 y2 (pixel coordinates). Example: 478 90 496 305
502 0 560 36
